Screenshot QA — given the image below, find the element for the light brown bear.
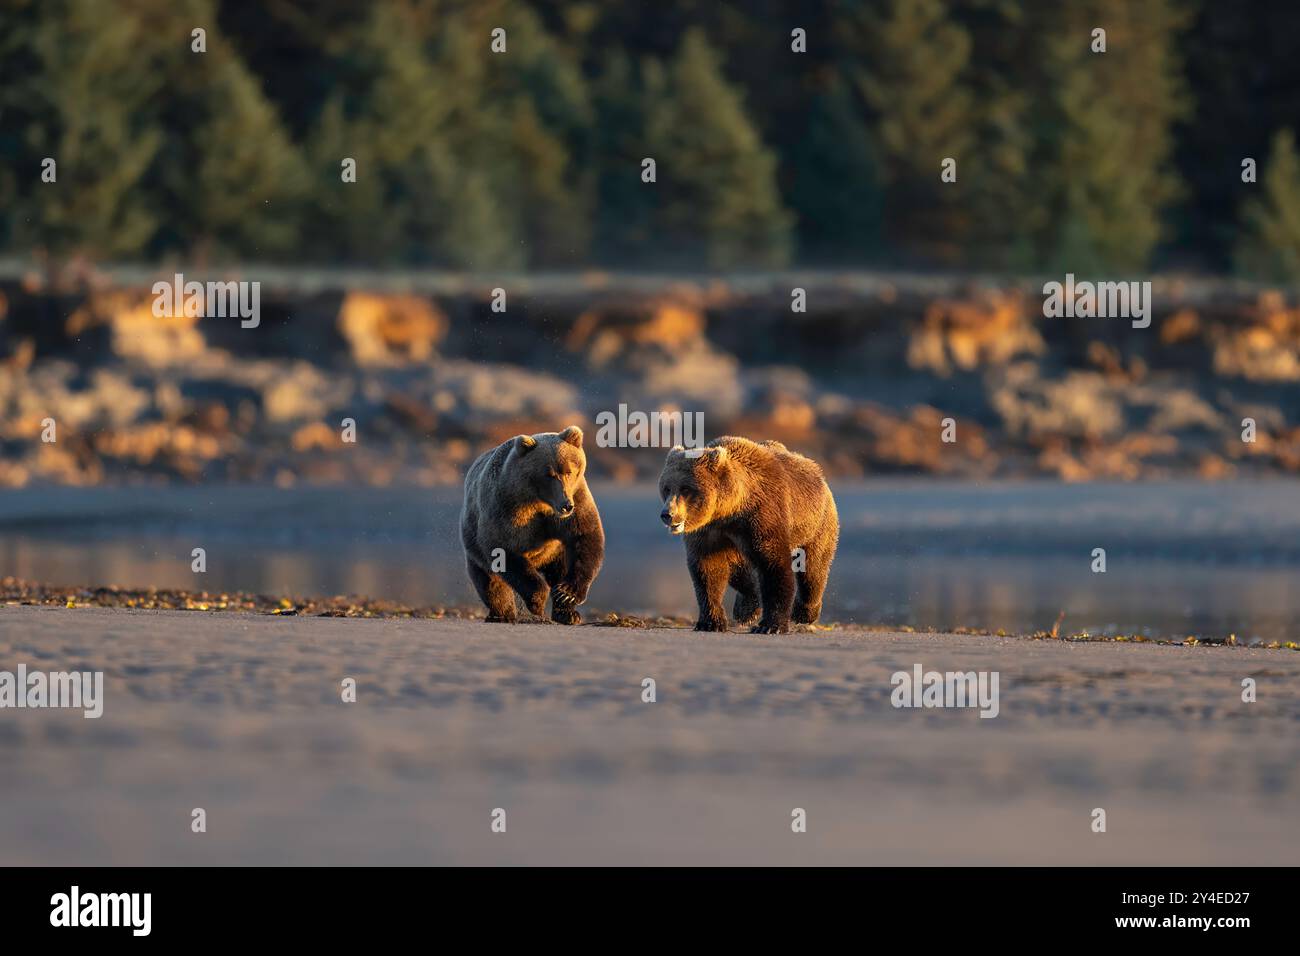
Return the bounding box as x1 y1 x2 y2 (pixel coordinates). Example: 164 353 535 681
659 437 838 634
461 426 604 624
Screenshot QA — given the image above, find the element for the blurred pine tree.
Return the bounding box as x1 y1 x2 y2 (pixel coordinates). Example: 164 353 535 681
302 2 519 269
474 0 593 266
0 0 1292 275
590 50 660 263
1034 0 1191 273
162 0 308 260
4 0 165 259
1235 129 1300 282
844 0 974 264
302 0 590 269
786 76 883 264
955 0 1041 271
643 29 793 269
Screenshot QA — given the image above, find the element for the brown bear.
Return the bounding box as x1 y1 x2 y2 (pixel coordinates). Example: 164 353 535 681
461 426 605 624
658 437 838 634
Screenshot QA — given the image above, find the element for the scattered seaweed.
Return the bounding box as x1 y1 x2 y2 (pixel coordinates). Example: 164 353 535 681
2 577 1295 648
588 612 693 629
0 576 474 620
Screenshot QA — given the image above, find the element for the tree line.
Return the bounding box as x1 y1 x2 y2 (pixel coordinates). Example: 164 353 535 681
2 0 1299 277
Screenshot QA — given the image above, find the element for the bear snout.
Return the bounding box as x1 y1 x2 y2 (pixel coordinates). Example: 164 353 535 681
556 499 575 518
661 507 685 534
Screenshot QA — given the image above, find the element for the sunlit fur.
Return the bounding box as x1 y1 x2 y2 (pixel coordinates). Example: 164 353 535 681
659 437 839 634
462 426 605 624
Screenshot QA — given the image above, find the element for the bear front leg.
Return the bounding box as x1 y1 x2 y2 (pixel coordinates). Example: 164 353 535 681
541 557 581 625
748 544 796 634
794 510 838 625
792 543 832 625
729 564 761 627
689 549 732 632
468 561 517 623
554 498 605 619
499 556 550 619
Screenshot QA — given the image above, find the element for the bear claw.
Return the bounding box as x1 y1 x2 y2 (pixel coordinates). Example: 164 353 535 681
552 584 583 608
551 607 581 625
732 597 761 626
791 605 820 625
693 617 729 632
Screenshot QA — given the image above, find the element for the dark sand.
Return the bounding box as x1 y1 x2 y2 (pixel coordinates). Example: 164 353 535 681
1 604 1296 865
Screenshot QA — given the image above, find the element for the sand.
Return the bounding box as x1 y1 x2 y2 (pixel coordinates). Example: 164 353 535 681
1 604 1296 865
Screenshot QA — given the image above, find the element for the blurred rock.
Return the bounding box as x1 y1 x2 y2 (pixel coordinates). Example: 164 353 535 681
569 298 744 417
338 292 447 366
907 290 1044 376
66 291 207 367
261 361 346 424
1 277 1298 486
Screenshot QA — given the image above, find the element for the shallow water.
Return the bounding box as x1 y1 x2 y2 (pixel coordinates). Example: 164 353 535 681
2 480 1299 642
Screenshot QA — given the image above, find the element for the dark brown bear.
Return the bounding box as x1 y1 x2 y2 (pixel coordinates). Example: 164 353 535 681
658 437 838 634
461 426 604 624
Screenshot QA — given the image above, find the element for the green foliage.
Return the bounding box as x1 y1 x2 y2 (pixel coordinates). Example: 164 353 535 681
786 77 883 263
953 0 1040 270
590 51 659 263
0 0 1270 273
301 2 517 268
644 29 793 269
5 0 166 258
300 0 589 268
850 0 974 171
1235 130 1300 281
844 0 974 262
1 0 308 261
162 0 309 259
1034 0 1192 273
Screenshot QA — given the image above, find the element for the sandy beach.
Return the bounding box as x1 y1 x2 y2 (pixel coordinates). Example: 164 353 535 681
1 604 1296 866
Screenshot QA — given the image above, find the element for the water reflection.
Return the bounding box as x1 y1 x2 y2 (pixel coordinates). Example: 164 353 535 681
2 481 1298 641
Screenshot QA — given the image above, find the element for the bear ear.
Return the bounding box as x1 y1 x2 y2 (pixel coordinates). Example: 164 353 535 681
511 434 538 455
702 446 729 470
559 425 583 448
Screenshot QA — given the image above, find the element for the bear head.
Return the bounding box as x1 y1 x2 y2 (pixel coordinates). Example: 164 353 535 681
658 444 729 535
507 425 587 518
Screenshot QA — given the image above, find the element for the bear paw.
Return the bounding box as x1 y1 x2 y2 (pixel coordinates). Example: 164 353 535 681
484 611 518 624
732 594 761 626
693 616 729 632
791 603 821 625
552 583 583 608
551 606 581 625
750 620 790 635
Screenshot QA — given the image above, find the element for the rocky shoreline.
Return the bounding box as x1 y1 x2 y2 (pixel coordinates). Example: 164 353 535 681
4 268 1300 487
4 577 1295 650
